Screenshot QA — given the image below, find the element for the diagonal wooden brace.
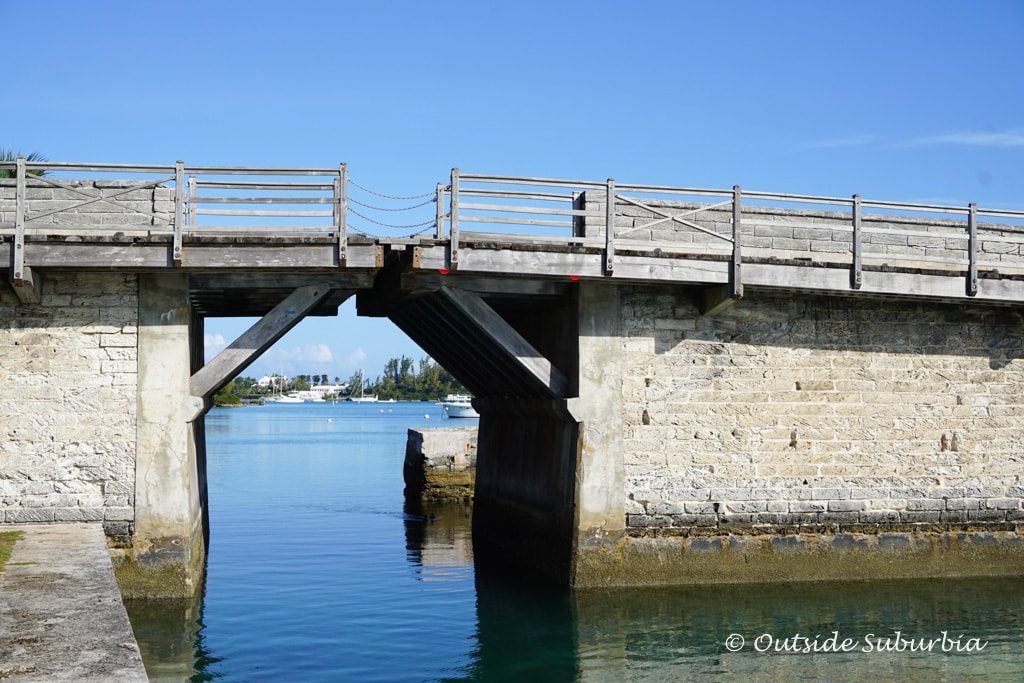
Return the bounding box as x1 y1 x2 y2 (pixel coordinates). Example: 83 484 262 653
189 284 341 401
437 285 569 397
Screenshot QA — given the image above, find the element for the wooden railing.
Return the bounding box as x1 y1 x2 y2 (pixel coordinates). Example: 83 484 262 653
439 170 1024 297
0 160 347 275
4 158 1024 299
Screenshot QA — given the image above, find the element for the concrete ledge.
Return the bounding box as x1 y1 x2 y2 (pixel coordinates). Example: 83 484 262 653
0 524 147 681
573 530 1024 588
404 427 477 503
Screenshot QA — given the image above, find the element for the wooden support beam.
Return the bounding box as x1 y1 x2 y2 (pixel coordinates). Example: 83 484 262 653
437 285 569 398
8 265 42 305
190 284 341 400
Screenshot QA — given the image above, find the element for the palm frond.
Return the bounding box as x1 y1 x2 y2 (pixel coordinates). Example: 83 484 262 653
0 148 48 178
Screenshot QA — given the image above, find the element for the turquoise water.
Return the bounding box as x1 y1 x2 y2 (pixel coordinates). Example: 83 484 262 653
126 402 1024 681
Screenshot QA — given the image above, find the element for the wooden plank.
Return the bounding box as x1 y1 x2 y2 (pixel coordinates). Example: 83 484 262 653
438 285 569 398
968 203 978 296
731 186 743 299
12 157 26 282
0 242 382 270
8 265 42 305
851 194 862 289
458 202 594 217
605 179 615 274
401 271 571 298
188 272 374 291
173 161 185 267
450 168 460 270
435 183 445 239
190 285 342 399
336 164 347 267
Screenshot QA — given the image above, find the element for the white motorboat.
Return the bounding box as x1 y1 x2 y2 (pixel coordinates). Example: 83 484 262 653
270 393 304 404
441 394 478 418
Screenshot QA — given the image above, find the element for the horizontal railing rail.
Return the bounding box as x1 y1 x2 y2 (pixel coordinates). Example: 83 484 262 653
4 159 1024 300
438 170 1024 296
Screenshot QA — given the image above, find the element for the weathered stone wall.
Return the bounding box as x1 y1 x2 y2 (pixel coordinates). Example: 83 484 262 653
0 179 173 234
582 194 1024 271
404 427 477 502
0 273 138 540
621 286 1024 535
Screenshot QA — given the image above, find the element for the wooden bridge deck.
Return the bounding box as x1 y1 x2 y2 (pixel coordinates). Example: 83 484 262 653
3 161 1024 314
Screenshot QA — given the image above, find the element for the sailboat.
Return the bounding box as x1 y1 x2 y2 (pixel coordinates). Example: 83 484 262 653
350 370 378 403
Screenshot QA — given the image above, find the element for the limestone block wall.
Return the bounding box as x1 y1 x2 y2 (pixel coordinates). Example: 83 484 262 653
0 273 139 540
0 179 173 234
621 286 1024 535
582 194 1024 271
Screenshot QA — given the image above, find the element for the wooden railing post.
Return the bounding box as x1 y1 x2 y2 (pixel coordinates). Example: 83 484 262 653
604 178 616 274
173 160 185 267
187 175 197 228
968 203 978 296
450 168 460 270
12 156 26 283
435 182 445 240
851 194 862 289
731 185 743 299
336 163 348 267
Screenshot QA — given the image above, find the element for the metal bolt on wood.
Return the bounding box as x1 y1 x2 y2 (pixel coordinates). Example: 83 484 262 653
731 185 743 299
605 178 616 275
450 168 460 270
173 161 185 267
337 163 348 267
12 156 26 282
851 194 863 290
968 203 978 296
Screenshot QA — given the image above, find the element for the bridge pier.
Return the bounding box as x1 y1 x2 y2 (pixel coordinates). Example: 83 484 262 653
117 274 207 598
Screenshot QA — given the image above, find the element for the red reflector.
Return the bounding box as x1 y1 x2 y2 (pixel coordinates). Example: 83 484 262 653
569 274 581 281
439 268 450 275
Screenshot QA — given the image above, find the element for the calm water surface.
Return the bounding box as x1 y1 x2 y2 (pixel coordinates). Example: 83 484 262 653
126 402 1024 681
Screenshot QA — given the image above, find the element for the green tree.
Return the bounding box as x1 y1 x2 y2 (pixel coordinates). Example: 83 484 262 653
364 356 466 401
213 380 242 406
0 149 47 178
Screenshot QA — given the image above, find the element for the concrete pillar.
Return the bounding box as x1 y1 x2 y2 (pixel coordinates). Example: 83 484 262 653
115 274 206 598
472 282 627 587
567 282 625 586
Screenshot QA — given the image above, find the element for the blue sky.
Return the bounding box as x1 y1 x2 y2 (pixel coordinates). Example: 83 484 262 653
4 1 1023 380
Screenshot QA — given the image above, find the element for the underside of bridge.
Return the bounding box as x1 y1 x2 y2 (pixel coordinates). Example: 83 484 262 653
122 248 624 592
357 250 621 584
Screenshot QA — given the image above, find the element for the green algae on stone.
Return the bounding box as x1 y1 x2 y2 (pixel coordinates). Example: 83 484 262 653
0 530 24 572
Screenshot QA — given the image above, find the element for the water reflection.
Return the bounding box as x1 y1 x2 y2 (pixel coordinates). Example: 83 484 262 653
570 580 1024 681
124 404 1024 681
125 588 220 682
404 498 474 573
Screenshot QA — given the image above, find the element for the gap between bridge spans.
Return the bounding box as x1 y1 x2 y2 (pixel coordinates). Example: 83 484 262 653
186 281 570 421
188 284 341 419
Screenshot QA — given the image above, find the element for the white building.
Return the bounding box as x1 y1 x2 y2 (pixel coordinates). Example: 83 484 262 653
257 374 287 389
308 384 347 399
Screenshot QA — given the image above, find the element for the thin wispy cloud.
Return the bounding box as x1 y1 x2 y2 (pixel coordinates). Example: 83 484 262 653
801 134 877 149
900 130 1024 149
204 333 226 359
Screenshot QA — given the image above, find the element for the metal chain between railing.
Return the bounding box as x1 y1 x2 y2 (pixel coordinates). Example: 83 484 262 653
347 177 434 200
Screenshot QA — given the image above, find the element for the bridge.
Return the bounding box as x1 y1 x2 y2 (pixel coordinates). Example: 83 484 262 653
3 158 1024 595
